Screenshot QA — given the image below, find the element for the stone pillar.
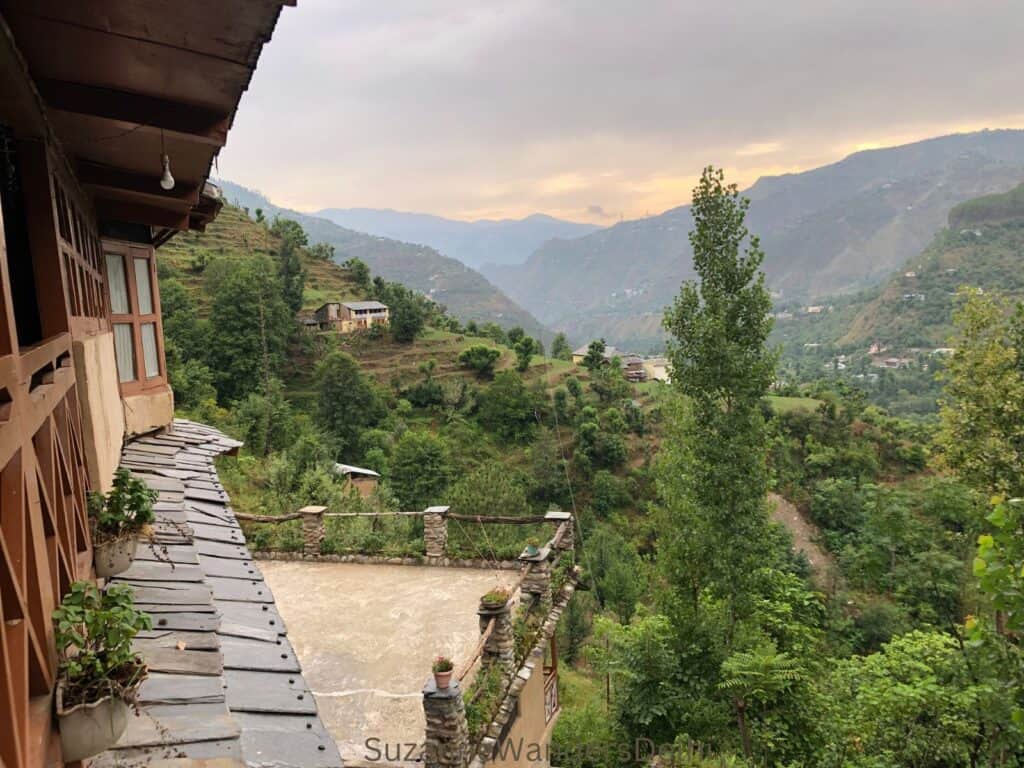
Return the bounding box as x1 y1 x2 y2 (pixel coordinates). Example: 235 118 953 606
300 505 326 557
521 560 552 610
478 597 515 674
423 677 470 768
424 505 450 559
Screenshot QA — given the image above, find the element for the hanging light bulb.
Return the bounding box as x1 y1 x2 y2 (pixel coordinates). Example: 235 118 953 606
158 127 175 190
160 153 175 190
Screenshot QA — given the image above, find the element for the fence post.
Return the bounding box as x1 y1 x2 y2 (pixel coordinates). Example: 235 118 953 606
423 676 470 768
546 509 574 552
521 559 552 610
299 505 326 557
424 505 450 560
478 594 515 674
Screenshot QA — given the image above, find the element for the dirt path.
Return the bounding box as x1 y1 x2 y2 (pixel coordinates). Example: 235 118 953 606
769 492 838 590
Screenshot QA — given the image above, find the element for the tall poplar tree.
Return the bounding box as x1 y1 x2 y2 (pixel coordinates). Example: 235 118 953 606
661 166 776 632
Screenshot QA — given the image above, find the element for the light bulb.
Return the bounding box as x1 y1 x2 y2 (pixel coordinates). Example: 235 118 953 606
160 154 175 191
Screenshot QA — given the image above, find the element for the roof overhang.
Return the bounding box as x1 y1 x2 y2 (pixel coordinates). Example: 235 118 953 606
0 0 292 243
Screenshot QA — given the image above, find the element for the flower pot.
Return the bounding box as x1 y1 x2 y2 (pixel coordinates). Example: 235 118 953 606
94 536 137 578
434 670 453 690
56 682 131 762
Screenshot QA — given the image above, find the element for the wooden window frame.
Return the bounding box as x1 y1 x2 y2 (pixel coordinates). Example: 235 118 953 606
102 241 166 396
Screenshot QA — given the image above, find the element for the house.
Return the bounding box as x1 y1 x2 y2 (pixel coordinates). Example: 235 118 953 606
0 4 348 766
314 300 389 332
621 354 647 382
333 462 380 497
643 356 670 383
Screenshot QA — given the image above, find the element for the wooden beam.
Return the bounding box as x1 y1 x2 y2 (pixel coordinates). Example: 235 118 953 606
94 198 189 231
37 79 229 145
76 161 200 206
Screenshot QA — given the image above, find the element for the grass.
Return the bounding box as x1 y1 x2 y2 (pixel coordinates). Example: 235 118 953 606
766 395 822 414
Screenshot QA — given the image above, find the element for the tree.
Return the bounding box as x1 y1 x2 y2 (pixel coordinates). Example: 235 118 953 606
514 336 538 372
206 256 292 403
551 332 572 361
276 235 306 315
309 242 335 261
938 290 1024 497
582 339 607 371
315 350 385 456
476 371 539 442
660 166 776 630
270 217 309 249
343 257 372 291
389 430 451 509
389 293 426 342
459 345 501 379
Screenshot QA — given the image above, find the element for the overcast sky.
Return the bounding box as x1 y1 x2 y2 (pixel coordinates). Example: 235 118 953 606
217 0 1024 223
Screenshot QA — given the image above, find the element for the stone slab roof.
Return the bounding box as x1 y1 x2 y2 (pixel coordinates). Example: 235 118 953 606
93 420 343 768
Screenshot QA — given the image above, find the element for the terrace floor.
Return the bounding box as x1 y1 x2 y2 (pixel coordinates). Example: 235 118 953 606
259 561 519 765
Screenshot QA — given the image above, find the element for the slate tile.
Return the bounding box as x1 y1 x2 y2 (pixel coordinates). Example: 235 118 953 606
206 576 273 603
139 674 226 705
114 703 240 748
219 636 300 673
233 713 342 768
224 669 316 715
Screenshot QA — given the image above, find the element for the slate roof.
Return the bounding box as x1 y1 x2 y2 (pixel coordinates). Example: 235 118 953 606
94 420 343 768
341 300 388 311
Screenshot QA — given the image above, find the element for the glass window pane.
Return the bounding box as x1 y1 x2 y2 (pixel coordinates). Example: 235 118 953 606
113 323 136 382
141 322 160 378
133 257 153 314
106 254 130 314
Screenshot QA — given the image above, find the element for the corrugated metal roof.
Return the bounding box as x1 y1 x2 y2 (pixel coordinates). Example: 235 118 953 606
333 463 381 478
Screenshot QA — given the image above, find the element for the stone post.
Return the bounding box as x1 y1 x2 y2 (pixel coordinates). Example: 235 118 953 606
478 596 515 674
299 505 326 557
545 510 574 552
424 505 449 560
521 559 552 610
423 677 470 768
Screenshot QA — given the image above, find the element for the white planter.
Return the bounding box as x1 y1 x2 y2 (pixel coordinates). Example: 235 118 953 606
94 536 137 578
56 683 130 762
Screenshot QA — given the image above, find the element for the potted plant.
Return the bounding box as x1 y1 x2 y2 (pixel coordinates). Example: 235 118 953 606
53 581 151 761
523 536 542 558
89 468 157 578
480 586 511 610
432 656 454 690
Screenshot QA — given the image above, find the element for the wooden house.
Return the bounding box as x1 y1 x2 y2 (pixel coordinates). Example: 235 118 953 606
0 2 291 764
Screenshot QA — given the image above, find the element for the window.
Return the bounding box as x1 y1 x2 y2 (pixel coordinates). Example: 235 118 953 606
104 242 165 392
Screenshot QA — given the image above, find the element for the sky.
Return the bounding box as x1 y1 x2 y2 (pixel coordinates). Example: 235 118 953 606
218 0 1024 224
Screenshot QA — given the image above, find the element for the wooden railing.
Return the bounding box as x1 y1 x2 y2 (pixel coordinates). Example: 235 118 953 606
544 666 559 723
0 332 92 768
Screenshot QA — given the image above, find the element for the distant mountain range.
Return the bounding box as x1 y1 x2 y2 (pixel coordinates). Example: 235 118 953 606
484 130 1024 350
215 180 552 340
312 208 601 270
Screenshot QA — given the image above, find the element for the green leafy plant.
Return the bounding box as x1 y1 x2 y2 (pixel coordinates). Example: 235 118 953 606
53 581 151 706
432 655 454 673
481 586 511 608
88 468 157 541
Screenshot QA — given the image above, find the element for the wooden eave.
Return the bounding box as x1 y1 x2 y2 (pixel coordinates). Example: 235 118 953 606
0 0 292 242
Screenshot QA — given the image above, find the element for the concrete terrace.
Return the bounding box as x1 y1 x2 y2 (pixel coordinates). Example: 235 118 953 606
94 420 342 768
259 561 519 765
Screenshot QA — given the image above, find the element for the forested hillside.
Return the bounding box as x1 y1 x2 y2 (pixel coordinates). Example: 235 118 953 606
214 180 553 341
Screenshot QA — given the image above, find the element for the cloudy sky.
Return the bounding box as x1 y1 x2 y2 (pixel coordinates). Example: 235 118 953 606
218 0 1024 223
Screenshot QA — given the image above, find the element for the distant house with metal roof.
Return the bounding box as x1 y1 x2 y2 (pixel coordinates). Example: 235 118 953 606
313 300 389 333
333 462 381 497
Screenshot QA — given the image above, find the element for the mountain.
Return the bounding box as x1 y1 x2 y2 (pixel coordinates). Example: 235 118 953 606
215 180 552 340
312 208 601 270
837 181 1024 350
485 130 1024 350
